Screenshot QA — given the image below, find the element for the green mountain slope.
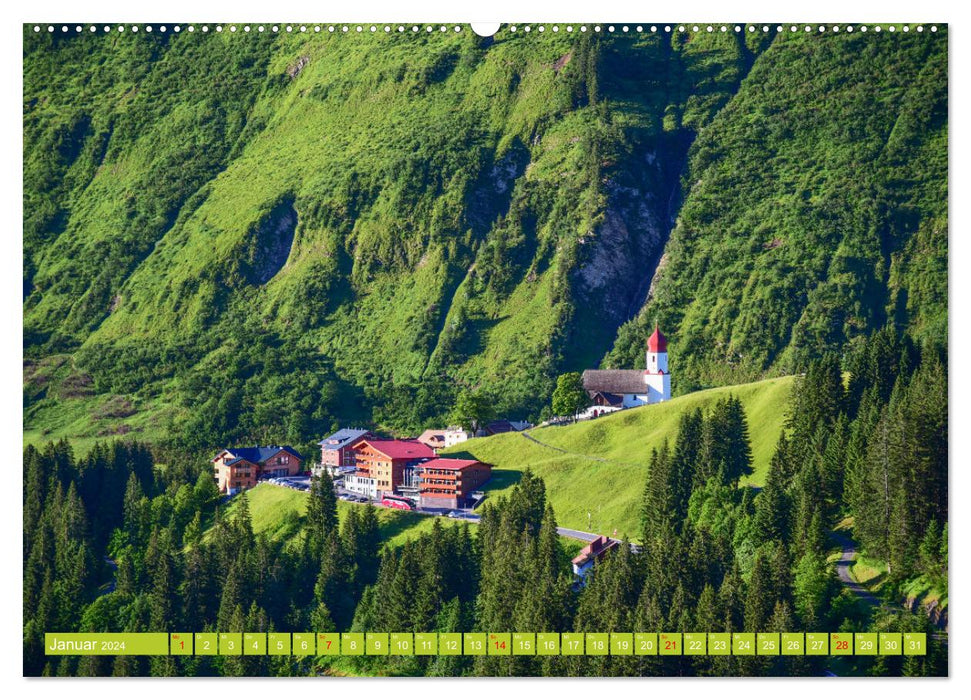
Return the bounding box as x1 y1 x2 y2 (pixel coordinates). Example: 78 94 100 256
608 28 947 388
215 482 462 548
23 27 946 448
211 376 790 547
443 375 794 539
215 482 590 559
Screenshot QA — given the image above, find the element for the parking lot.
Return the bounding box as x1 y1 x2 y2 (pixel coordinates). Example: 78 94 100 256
262 475 312 491
336 488 371 504
262 476 481 521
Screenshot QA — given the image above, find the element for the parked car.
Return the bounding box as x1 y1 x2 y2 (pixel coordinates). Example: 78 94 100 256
447 511 462 519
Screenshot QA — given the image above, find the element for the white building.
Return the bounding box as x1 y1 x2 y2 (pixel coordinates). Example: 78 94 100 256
581 325 672 410
416 427 472 452
571 535 619 586
344 474 378 499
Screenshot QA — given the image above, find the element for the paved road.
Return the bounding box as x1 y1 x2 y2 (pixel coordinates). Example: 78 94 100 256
831 531 881 608
556 527 602 543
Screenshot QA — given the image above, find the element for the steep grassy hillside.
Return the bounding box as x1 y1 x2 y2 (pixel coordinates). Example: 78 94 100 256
444 375 794 540
23 26 946 451
608 28 947 388
215 483 593 558
214 482 463 548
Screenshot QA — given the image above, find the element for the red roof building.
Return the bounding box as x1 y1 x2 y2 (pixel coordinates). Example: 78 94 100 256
349 439 437 497
571 535 619 583
417 457 492 510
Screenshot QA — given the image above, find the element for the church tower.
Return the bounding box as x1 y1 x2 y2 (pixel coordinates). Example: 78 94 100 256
644 324 671 402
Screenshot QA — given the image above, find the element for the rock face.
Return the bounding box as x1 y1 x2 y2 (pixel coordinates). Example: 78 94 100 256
248 201 297 285
905 594 949 631
576 187 665 325
575 140 689 328
466 144 530 236
286 56 310 79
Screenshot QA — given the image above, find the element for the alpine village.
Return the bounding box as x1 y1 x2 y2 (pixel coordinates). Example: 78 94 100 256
22 27 948 678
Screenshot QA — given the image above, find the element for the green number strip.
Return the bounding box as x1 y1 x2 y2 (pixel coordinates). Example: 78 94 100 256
44 632 928 656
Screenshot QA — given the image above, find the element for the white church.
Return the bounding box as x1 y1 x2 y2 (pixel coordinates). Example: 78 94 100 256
581 325 671 412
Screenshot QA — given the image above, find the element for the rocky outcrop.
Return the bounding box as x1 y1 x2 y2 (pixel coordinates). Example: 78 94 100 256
247 200 298 285
905 594 948 630
465 143 530 236
575 186 666 325
286 56 310 79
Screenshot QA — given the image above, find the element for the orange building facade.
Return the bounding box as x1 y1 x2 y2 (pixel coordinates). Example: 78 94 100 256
212 446 303 495
348 439 437 498
417 458 492 510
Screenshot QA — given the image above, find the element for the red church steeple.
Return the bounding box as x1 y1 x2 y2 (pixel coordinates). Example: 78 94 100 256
647 324 667 353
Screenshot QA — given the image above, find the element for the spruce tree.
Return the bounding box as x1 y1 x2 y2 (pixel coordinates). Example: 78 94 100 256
306 471 339 556
217 562 245 633
754 443 791 545
743 554 772 632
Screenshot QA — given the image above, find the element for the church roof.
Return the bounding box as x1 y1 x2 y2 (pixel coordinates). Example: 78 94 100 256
647 325 667 352
582 369 647 396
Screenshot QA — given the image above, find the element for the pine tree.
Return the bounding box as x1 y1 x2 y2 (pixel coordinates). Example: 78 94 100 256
428 597 468 677
641 443 673 542
754 441 791 545
314 529 353 629
343 503 381 597
183 510 203 547
669 409 702 519
311 600 336 632
180 544 214 629
306 471 339 557
232 491 254 541
820 413 850 518
744 554 772 633
793 551 837 630
148 536 177 632
917 519 943 582
222 604 246 676
856 395 897 569
765 541 791 607
217 562 245 633
694 584 720 632
122 473 145 547
632 587 664 676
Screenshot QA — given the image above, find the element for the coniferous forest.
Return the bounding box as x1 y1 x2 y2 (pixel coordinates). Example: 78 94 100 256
23 327 947 677
22 23 947 678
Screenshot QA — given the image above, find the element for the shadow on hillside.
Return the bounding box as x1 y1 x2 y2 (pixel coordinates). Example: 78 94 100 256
376 509 433 543
481 469 521 493
443 449 476 460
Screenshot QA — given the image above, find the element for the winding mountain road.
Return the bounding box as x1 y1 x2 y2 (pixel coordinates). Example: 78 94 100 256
830 531 880 608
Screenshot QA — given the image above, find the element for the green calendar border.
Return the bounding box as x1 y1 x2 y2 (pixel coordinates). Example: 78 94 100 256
43 631 928 657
